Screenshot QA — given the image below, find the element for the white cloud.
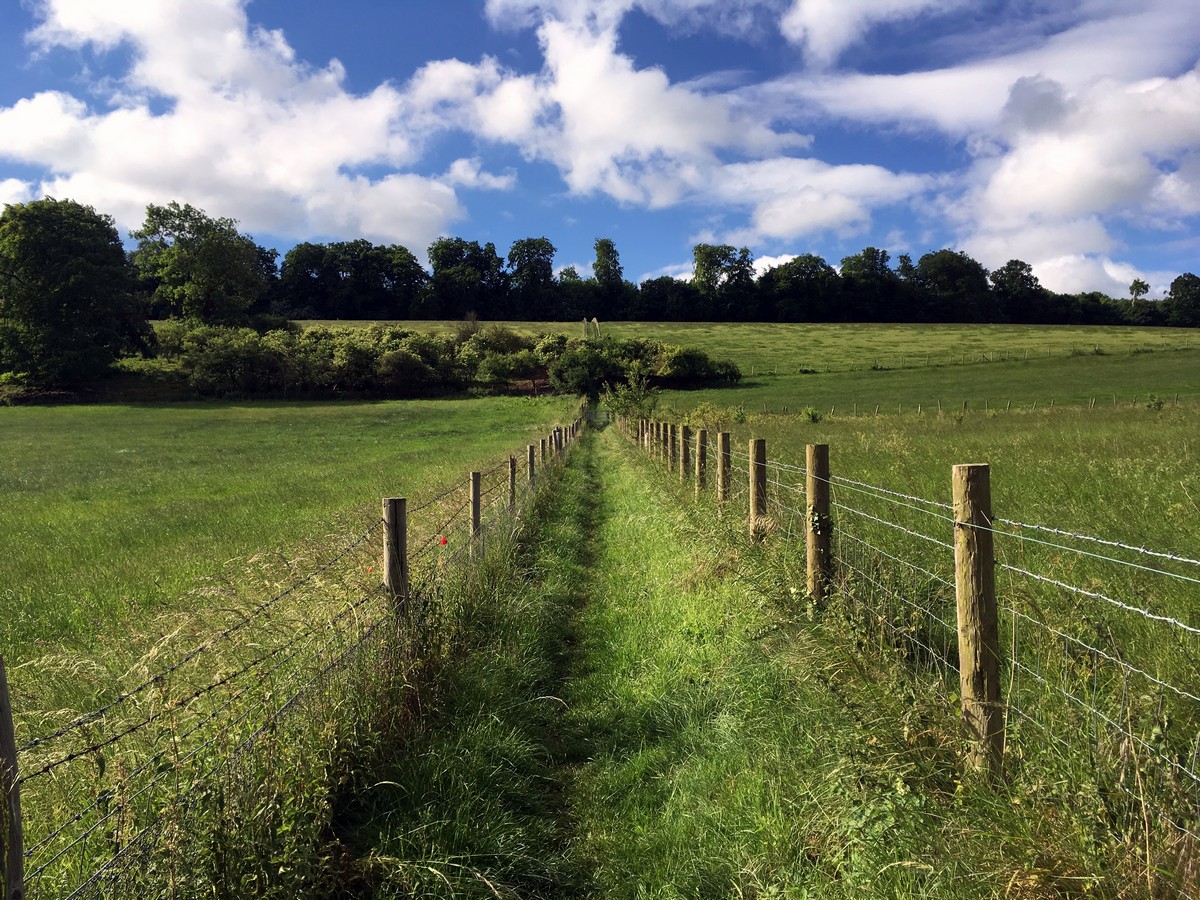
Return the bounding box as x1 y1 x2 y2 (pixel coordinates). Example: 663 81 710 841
710 157 928 242
1031 254 1175 298
753 253 797 276
441 158 517 191
1 0 466 251
780 0 966 68
0 179 34 207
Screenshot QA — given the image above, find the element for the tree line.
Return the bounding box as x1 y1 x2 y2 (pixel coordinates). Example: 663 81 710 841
2 197 1198 390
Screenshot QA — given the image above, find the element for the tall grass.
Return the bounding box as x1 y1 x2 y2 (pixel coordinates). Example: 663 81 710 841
641 400 1200 894
0 395 574 660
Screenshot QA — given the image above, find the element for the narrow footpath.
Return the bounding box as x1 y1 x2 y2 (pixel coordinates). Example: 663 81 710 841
343 424 965 899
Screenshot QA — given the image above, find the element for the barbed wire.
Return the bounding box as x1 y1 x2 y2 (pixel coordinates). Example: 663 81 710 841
18 521 383 755
1008 656 1200 788
19 587 385 786
1003 605 1200 705
998 562 1200 637
838 528 955 592
409 475 472 515
995 518 1200 569
60 611 389 899
832 499 954 551
976 522 1200 587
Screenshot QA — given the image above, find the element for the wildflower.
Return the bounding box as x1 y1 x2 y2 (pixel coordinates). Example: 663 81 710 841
439 536 448 546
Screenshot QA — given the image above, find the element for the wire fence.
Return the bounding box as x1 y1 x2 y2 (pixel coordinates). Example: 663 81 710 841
1 415 585 898
621 414 1200 891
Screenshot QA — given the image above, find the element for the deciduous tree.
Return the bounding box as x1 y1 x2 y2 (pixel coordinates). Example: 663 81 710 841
0 198 148 386
131 202 270 324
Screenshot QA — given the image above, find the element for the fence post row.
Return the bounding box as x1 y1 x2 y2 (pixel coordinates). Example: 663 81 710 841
806 445 832 605
0 655 24 900
629 419 1008 783
952 463 1004 781
749 438 767 542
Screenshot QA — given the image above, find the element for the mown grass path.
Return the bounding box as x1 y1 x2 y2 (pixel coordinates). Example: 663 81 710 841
343 423 1115 898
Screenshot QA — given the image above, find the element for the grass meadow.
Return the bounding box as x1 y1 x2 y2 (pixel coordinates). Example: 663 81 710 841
6 320 1200 896
0 394 575 661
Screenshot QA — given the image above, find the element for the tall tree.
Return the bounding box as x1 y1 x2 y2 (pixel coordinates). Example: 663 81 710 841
593 237 623 289
1166 273 1200 327
692 243 756 320
0 198 148 386
758 253 841 321
426 237 507 319
507 236 557 319
839 247 900 320
990 259 1048 323
131 202 269 324
914 249 994 322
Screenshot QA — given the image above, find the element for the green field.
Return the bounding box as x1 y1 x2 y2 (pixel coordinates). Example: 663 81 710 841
311 318 1196 372
7 321 1200 895
0 395 575 661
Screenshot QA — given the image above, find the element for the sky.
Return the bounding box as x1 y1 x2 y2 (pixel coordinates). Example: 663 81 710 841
1 0 1199 299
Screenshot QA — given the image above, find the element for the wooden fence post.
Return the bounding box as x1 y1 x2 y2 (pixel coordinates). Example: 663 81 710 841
540 437 547 464
470 471 482 547
382 498 409 609
806 445 832 605
528 444 536 490
508 456 517 512
953 463 1004 781
0 655 24 900
668 424 678 472
749 438 767 542
679 425 691 483
695 429 708 497
717 432 731 505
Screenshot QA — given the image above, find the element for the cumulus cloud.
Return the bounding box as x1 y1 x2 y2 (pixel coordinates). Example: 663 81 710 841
0 178 34 207
780 0 967 68
1 0 464 248
441 158 518 191
710 157 929 243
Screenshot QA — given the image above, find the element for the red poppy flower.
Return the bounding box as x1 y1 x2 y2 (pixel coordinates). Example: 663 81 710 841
439 536 448 546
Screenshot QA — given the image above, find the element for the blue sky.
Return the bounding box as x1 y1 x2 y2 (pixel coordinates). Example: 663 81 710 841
2 0 1199 299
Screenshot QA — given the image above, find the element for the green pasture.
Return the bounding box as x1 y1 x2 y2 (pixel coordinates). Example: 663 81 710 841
664 348 1200 413
0 395 575 660
307 318 1196 373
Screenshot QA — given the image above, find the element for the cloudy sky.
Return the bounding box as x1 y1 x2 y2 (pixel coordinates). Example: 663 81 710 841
1 0 1198 297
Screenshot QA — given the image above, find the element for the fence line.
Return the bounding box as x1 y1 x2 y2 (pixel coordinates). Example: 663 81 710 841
616 412 1200 888
1 408 587 899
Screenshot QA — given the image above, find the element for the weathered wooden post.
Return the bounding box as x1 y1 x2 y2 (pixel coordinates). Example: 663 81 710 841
679 425 691 483
527 444 536 490
470 471 482 551
695 428 708 497
749 438 767 542
382 498 409 609
540 437 547 464
508 456 517 512
0 655 23 900
806 445 832 605
668 424 678 472
953 463 1004 781
717 432 731 505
